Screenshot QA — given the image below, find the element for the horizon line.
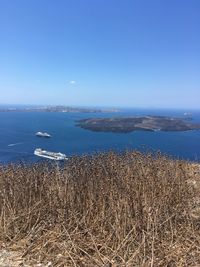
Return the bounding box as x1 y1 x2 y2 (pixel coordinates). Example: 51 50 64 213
0 103 199 111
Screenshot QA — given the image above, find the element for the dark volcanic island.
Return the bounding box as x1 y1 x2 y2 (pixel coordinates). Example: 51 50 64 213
76 116 200 133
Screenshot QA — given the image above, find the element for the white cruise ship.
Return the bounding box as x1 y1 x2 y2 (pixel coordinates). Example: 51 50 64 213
34 148 68 160
35 132 51 138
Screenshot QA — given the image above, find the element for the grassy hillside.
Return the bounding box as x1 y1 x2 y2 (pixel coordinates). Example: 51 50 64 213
0 151 200 266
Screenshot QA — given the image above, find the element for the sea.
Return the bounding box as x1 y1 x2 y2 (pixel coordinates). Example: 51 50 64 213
0 107 200 164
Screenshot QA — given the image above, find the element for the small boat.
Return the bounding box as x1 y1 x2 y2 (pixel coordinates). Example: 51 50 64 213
34 148 68 160
35 132 51 138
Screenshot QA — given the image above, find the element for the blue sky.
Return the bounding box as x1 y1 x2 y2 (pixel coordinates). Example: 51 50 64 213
0 0 199 108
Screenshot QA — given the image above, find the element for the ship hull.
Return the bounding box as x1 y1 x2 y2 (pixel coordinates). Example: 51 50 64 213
34 149 68 161
36 135 51 138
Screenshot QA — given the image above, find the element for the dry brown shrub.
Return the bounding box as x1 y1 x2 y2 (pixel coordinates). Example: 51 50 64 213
0 151 200 266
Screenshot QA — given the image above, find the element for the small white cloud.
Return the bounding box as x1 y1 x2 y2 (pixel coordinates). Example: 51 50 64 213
69 80 76 84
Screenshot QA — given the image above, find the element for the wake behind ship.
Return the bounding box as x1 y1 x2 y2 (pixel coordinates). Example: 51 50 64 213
34 148 68 160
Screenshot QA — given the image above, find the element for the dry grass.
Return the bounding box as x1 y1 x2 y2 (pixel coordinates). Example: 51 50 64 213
0 151 200 266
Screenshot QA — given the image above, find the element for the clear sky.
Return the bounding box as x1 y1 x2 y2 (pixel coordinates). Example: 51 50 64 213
0 0 199 108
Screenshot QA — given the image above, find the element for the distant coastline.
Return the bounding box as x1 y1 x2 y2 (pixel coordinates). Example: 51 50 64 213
77 116 200 133
0 105 119 113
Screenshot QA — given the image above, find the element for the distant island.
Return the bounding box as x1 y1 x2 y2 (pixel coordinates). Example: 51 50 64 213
0 106 119 113
77 116 200 133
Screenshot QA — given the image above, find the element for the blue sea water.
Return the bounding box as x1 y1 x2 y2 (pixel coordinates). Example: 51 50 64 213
0 108 200 164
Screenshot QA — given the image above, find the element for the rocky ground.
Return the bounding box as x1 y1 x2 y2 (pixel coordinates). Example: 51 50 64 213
0 249 53 267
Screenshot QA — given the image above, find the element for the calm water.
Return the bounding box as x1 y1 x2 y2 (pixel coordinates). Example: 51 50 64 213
0 109 200 163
